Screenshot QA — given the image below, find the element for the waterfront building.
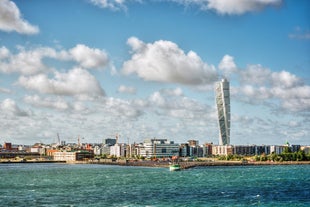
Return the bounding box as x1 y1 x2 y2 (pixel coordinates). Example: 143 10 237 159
126 144 137 158
180 143 190 157
301 146 310 154
93 145 101 155
270 145 286 154
139 139 179 158
3 142 12 150
233 145 255 155
215 78 231 145
53 151 94 161
0 151 40 159
255 145 270 155
291 145 301 152
212 145 233 156
47 149 59 157
203 143 213 157
110 143 127 157
54 151 76 161
101 144 111 155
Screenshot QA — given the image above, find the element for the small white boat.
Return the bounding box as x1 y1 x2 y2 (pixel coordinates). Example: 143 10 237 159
169 156 181 171
169 163 181 171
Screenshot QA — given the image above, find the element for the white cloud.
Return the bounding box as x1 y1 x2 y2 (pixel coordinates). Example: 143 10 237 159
148 89 212 120
103 97 144 118
0 47 57 75
0 45 109 75
218 54 237 76
235 63 310 112
238 85 272 101
0 87 11 94
0 46 10 59
24 95 69 111
122 37 217 85
239 64 271 86
117 85 136 94
289 33 310 40
204 0 282 15
89 0 128 11
160 88 184 97
69 44 109 69
166 0 282 15
281 98 310 112
0 98 29 116
289 27 310 40
0 0 39 34
89 0 282 15
271 70 302 88
18 67 105 97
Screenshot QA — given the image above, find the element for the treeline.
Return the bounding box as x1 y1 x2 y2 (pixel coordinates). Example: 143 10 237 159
255 150 310 162
218 149 310 162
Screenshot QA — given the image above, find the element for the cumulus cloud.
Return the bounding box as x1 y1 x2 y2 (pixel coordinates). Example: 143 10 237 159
205 0 282 15
90 0 282 15
18 67 105 97
69 44 109 69
160 88 183 97
0 46 57 75
171 0 282 15
24 95 69 111
236 63 310 112
122 37 217 85
0 0 39 34
218 54 238 77
271 70 302 88
0 98 29 116
0 46 10 59
239 64 272 86
103 97 144 118
148 89 211 120
0 45 109 75
117 85 136 94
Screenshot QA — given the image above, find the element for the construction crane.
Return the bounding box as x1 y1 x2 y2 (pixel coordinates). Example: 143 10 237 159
77 135 84 147
57 133 60 146
115 133 120 144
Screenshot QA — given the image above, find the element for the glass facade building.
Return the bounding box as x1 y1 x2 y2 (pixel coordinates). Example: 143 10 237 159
215 79 230 145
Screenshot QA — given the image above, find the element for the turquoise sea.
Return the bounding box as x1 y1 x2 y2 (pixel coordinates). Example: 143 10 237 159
0 164 309 207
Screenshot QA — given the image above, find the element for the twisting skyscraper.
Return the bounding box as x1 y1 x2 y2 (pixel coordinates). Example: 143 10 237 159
215 78 230 145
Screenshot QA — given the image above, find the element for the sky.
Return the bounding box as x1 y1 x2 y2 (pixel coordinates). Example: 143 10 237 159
0 0 309 146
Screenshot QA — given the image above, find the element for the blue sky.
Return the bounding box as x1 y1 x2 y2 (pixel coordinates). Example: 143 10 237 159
0 0 309 145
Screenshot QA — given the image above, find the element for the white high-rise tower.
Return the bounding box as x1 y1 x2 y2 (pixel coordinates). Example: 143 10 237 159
215 78 230 145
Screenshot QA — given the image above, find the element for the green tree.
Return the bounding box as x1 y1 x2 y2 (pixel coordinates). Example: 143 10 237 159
283 146 292 153
296 150 305 161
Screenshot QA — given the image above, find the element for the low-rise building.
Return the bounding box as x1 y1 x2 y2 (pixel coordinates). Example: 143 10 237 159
139 138 179 158
212 145 233 156
53 151 94 161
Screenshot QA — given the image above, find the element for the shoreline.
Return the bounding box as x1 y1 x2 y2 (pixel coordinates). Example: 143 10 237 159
1 159 310 169
63 160 310 169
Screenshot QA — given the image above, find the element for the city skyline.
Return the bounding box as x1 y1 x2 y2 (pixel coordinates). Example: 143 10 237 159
0 0 309 145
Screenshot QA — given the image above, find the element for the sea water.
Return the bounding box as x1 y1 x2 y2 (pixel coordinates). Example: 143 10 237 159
0 163 309 206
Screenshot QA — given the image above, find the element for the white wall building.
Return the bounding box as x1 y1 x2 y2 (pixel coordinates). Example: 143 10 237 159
110 144 126 157
54 152 76 161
